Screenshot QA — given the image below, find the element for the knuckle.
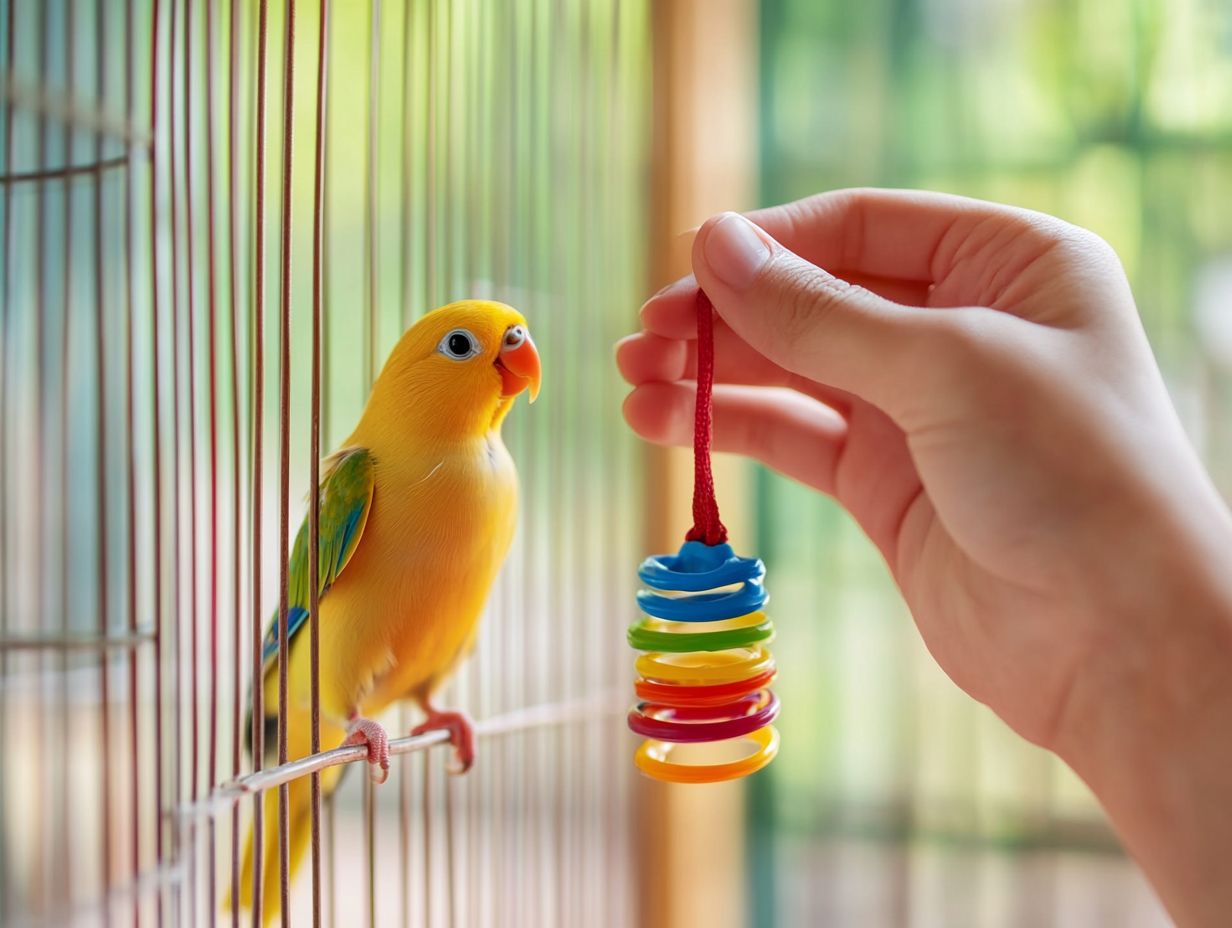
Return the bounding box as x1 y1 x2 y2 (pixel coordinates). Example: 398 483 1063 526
1024 213 1123 267
1059 224 1121 269
1039 222 1133 309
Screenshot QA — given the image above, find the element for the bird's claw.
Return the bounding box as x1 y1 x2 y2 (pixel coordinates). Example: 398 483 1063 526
344 716 391 784
411 708 475 775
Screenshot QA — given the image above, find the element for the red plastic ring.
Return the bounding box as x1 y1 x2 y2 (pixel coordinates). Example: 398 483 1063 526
636 691 763 722
627 690 780 743
634 668 777 708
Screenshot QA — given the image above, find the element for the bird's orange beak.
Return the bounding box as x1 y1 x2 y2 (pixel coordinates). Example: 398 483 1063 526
496 326 541 403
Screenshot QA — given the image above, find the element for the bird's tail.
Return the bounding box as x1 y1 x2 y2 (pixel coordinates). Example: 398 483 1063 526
227 714 345 925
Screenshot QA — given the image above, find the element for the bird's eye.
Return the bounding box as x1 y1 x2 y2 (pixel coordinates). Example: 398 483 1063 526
439 329 480 360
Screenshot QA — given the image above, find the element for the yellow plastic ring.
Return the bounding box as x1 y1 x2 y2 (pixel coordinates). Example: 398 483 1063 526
634 725 780 784
635 643 774 686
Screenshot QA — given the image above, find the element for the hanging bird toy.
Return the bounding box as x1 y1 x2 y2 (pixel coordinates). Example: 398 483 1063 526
626 290 781 783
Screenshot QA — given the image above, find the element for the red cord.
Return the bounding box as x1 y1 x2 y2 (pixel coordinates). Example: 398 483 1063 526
686 291 729 546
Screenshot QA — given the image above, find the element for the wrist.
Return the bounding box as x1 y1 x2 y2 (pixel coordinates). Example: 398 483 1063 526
1053 546 1232 927
1056 581 1232 775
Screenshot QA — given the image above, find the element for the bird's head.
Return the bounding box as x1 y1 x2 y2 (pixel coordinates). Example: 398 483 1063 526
360 300 541 445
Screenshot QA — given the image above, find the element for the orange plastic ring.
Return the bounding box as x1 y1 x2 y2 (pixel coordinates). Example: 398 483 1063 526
634 725 780 784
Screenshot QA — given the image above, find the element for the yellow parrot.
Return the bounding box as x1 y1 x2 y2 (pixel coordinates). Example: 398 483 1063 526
234 300 541 920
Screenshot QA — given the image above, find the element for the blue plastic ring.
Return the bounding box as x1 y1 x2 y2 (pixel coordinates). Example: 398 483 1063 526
637 582 768 622
638 541 764 592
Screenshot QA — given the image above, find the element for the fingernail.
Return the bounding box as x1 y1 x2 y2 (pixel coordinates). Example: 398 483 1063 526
646 275 697 303
640 276 698 322
703 213 772 291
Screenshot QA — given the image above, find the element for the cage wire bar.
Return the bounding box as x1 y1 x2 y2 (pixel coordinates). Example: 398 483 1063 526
0 0 649 924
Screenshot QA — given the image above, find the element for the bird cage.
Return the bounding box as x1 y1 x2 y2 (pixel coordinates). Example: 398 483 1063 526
0 0 719 924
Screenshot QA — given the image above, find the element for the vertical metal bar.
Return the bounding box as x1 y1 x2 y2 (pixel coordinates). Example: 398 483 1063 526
0 0 11 902
33 0 51 908
188 0 204 828
326 791 337 928
458 0 476 857
451 14 476 912
490 9 514 926
320 33 333 457
424 0 436 305
398 0 412 330
363 4 380 910
121 0 144 922
363 0 379 391
202 0 224 920
276 1 298 925
58 0 77 911
146 2 167 922
399 739 412 928
181 0 204 916
250 0 271 923
0 1 13 914
202 0 221 807
182 0 201 814
440 0 453 290
364 775 376 928
523 4 544 921
320 5 336 917
228 0 245 924
444 765 457 928
166 2 186 920
436 5 455 911
467 6 490 922
309 2 329 926
92 0 115 918
438 2 452 904
422 751 433 928
491 4 509 921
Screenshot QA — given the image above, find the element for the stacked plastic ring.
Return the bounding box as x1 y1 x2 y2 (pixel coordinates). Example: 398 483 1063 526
627 539 780 783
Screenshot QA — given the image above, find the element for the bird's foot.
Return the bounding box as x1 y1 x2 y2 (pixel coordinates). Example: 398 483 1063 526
344 715 391 784
411 707 475 774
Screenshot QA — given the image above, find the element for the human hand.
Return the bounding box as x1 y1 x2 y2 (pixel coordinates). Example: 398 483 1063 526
617 189 1232 926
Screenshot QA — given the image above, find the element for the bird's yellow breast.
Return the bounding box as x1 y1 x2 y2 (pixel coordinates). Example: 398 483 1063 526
299 435 518 724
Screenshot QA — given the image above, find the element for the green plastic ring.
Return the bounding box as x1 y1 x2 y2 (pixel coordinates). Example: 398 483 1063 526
626 613 775 653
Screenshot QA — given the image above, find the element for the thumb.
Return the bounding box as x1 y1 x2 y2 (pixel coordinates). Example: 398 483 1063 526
692 211 939 417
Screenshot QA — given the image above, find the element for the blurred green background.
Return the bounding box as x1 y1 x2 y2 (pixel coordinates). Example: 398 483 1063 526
749 0 1232 924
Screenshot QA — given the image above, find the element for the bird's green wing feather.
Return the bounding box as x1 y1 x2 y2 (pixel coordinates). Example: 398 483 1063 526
259 446 375 679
